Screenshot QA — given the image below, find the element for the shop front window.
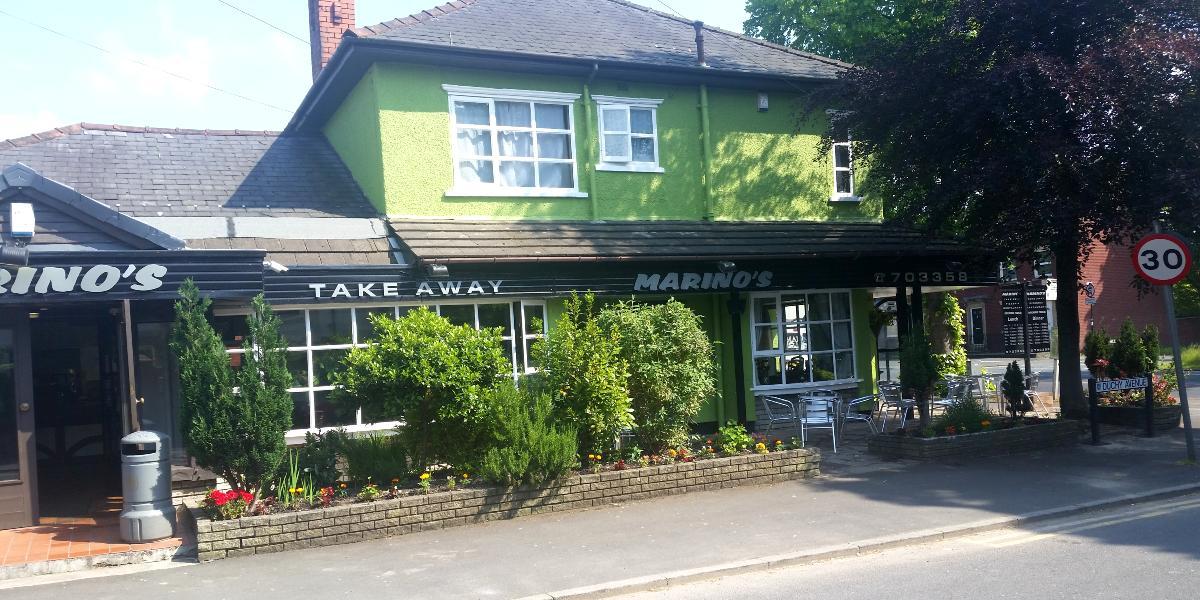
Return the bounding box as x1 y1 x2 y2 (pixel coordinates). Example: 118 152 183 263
216 300 548 435
750 291 856 388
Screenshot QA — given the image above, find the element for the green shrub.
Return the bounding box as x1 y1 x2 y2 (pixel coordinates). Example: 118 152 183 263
340 433 409 485
1000 361 1031 419
1083 327 1110 375
532 294 631 455
1141 325 1161 364
332 308 511 470
478 381 578 486
598 299 717 453
1110 318 1153 377
716 421 752 455
932 396 995 434
279 430 344 489
172 283 292 504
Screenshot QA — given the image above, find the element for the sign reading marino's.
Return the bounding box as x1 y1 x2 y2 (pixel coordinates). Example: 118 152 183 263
0 250 267 304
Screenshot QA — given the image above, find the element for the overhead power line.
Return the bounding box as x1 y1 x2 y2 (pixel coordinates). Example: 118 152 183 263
0 7 293 114
215 0 310 46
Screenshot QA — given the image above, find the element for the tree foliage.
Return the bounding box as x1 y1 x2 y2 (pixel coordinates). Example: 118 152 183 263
824 0 1200 416
532 294 631 455
332 308 511 470
899 328 939 428
925 292 967 381
744 0 956 64
171 282 292 503
598 299 718 453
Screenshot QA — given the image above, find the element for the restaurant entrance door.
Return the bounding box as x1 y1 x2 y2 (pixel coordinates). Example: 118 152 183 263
0 312 34 529
31 304 126 520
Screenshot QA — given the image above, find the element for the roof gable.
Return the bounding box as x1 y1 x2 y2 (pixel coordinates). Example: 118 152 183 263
352 0 847 81
0 163 185 251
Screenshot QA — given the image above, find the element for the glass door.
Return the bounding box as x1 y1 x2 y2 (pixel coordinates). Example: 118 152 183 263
0 314 34 529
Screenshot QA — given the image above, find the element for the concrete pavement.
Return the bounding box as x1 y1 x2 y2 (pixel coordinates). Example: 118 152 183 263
613 493 1200 599
8 424 1199 599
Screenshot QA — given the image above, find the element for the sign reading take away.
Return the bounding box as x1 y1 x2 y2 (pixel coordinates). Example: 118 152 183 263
1095 377 1149 393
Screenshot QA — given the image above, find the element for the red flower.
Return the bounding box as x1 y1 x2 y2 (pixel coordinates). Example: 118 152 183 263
239 491 253 503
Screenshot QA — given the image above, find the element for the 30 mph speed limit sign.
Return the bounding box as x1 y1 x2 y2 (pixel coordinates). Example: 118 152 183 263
1132 233 1192 285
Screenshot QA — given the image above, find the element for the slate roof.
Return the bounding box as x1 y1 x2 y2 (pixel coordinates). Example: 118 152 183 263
0 124 377 219
353 0 847 81
187 236 394 266
389 220 972 264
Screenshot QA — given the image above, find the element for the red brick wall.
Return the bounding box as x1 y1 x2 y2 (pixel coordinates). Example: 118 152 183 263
1077 240 1169 346
308 0 356 80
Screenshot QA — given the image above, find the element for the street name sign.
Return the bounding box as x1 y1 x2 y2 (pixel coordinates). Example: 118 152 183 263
1095 377 1149 393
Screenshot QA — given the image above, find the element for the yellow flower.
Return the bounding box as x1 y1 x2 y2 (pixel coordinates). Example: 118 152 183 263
981 420 991 428
668 448 677 457
339 482 347 489
419 472 431 481
296 487 303 493
391 478 400 484
462 473 470 480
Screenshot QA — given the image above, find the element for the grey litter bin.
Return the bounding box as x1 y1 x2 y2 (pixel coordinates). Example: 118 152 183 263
119 430 176 543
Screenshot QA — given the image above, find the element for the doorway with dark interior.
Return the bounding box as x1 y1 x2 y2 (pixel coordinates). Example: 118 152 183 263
31 304 126 521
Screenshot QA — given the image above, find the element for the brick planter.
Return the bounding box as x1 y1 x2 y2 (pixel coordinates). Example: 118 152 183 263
1096 405 1181 432
193 449 819 561
867 419 1080 460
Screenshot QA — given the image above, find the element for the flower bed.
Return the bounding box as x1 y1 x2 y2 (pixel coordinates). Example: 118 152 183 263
193 448 819 561
866 419 1080 460
1096 405 1181 432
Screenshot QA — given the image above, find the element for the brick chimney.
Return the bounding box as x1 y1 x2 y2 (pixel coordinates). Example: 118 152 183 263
308 0 355 80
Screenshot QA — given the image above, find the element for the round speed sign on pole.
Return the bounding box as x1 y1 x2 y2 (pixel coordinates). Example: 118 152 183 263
1132 233 1193 285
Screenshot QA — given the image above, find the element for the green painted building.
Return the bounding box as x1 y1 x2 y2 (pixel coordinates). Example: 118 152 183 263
280 0 993 433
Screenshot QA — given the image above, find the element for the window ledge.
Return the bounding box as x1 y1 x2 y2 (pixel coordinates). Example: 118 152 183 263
445 188 589 199
752 379 863 394
829 195 863 203
596 163 665 174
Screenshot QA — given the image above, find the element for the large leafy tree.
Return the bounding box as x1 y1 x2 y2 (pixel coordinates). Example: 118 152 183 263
744 0 955 63
826 0 1200 416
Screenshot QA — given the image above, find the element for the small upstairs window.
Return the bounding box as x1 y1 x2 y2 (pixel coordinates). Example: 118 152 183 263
595 95 663 173
831 137 857 201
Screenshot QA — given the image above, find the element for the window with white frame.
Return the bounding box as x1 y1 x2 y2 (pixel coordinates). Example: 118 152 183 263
214 301 548 434
445 85 580 194
750 291 856 388
831 136 856 200
519 301 547 373
595 95 663 172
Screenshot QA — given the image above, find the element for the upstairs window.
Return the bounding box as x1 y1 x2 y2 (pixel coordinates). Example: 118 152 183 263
444 85 582 196
831 138 856 200
595 95 663 173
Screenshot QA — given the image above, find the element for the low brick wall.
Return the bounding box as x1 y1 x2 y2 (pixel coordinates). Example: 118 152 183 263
194 448 819 561
867 419 1080 460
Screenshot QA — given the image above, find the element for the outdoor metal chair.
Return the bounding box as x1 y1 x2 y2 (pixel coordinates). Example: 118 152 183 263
839 394 881 434
931 378 972 413
758 394 799 436
800 391 840 453
878 382 915 432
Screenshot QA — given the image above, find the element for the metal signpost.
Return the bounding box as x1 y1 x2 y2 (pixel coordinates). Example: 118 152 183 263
1133 226 1196 462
